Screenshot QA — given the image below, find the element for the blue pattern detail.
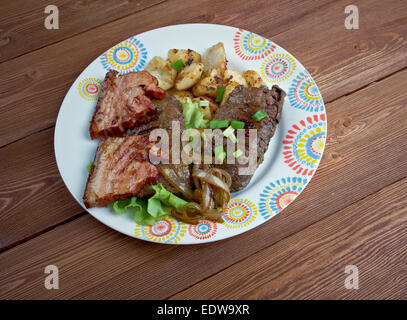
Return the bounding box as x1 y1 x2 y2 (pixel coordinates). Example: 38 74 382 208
259 177 308 220
288 71 324 112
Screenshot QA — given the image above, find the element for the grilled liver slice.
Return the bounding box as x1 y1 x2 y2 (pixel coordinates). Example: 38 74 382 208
213 85 285 191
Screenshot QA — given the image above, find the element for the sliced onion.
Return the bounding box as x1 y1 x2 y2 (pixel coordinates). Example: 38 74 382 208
163 166 231 224
159 166 195 200
192 169 230 193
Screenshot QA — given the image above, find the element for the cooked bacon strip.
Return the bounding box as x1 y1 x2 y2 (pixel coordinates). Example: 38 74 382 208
89 70 166 139
83 135 159 208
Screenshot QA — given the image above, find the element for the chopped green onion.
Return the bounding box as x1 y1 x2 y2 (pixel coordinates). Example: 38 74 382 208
86 161 93 173
223 126 234 137
233 149 244 158
200 100 210 107
231 120 245 129
216 86 226 102
171 59 185 71
223 126 237 143
252 110 268 121
214 145 226 163
209 119 229 129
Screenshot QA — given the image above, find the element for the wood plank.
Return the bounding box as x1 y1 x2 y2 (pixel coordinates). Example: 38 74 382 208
172 177 407 299
0 0 166 63
0 0 406 147
0 128 83 250
0 69 406 298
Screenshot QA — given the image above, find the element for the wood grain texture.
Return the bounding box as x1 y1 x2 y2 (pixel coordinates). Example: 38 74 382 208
0 0 406 147
172 177 407 299
0 128 83 250
0 68 406 298
0 0 166 63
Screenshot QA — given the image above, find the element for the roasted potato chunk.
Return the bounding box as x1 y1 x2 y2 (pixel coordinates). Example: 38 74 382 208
145 56 177 90
223 70 247 87
220 81 240 107
192 75 223 98
192 98 211 120
175 63 204 90
167 89 194 103
200 96 219 114
192 96 218 120
168 49 201 65
202 42 227 77
243 70 263 87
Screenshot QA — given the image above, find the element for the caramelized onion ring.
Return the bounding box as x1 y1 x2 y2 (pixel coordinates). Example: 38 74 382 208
159 166 195 200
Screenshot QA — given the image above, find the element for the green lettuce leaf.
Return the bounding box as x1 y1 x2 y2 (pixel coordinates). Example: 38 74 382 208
182 98 208 129
109 184 188 225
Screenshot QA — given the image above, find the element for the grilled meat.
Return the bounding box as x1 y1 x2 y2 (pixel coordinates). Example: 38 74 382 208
89 70 166 139
134 94 192 197
83 135 159 208
213 85 285 191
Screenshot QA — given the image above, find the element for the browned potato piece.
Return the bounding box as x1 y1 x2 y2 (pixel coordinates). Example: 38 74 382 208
145 56 177 90
192 96 218 120
202 42 227 77
192 98 211 120
168 49 201 65
167 89 194 103
220 81 240 107
243 70 263 87
192 75 224 98
201 96 219 114
223 70 247 87
175 63 204 90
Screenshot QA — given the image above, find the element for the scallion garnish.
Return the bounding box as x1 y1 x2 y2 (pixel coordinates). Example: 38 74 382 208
223 126 234 137
209 119 229 129
214 145 226 162
223 126 237 143
252 110 267 121
200 100 210 107
216 86 226 102
171 59 185 71
86 161 93 173
233 149 243 158
231 120 245 129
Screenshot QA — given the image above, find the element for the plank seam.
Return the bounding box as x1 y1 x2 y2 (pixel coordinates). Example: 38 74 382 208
0 0 169 65
164 174 407 299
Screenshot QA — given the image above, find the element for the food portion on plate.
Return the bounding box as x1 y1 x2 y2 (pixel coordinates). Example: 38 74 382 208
83 42 286 225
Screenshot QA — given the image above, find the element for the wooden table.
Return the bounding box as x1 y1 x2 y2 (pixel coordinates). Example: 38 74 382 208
1 0 406 300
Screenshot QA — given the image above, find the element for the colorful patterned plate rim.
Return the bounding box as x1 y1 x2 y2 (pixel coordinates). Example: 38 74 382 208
54 24 327 245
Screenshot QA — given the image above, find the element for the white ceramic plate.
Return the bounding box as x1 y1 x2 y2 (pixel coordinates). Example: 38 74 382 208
55 24 327 244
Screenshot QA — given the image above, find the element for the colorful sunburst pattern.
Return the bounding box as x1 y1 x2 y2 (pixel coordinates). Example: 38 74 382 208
233 29 276 61
223 199 258 229
134 217 187 244
188 220 218 240
283 114 327 176
100 37 147 74
77 78 102 101
288 71 324 112
259 177 308 219
260 53 296 83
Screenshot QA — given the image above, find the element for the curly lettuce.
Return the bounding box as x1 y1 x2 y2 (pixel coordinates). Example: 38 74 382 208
182 98 208 129
109 184 187 225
